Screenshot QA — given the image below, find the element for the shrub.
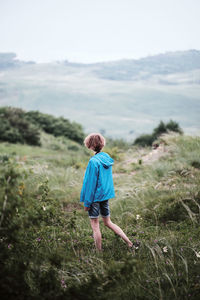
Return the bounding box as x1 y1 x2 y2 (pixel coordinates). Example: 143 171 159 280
152 120 183 139
0 107 41 146
165 120 183 134
104 146 121 161
0 155 70 299
0 107 85 146
134 134 155 147
134 120 183 147
190 160 200 169
26 111 84 144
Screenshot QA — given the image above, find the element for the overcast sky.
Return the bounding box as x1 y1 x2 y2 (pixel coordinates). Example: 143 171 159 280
0 0 200 63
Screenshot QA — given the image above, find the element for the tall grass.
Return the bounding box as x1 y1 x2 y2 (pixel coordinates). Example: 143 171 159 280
0 133 200 299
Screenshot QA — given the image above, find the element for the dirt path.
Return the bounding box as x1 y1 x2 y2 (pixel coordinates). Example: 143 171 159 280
113 144 167 178
129 144 166 165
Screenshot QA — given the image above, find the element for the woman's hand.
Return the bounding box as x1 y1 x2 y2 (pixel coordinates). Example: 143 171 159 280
84 206 90 211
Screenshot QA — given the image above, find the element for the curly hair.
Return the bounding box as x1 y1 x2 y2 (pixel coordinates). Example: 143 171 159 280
84 133 106 153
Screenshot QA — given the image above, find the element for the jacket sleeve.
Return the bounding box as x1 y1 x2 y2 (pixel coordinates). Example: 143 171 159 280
80 159 99 207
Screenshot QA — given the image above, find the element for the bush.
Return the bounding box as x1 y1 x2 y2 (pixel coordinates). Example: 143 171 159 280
165 120 183 134
0 155 70 299
134 134 155 147
190 160 200 169
0 107 85 146
0 107 41 146
26 111 84 144
134 120 183 147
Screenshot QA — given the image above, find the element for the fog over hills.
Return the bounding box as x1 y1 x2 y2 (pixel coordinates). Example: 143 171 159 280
0 50 200 140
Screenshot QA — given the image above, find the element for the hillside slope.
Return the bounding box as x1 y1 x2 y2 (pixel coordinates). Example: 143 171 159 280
0 50 200 139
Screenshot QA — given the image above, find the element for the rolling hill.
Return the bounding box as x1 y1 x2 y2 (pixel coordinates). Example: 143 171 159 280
0 50 200 140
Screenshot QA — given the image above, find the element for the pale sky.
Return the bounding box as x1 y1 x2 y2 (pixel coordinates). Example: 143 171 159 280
0 0 200 63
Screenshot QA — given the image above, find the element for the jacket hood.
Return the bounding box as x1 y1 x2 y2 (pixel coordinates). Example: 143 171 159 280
93 152 114 169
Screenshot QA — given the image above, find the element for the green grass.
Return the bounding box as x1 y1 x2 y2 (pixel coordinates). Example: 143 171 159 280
0 133 200 299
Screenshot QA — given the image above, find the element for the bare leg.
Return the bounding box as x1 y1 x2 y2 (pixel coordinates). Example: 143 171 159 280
103 217 133 247
90 218 102 251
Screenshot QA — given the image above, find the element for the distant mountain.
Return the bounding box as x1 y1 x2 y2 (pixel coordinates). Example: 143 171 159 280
0 50 200 140
94 50 200 81
0 53 35 69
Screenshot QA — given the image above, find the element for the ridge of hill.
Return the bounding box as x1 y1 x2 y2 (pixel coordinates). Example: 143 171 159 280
93 49 200 81
0 50 200 140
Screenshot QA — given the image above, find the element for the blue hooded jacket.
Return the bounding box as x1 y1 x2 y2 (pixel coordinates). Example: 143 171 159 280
80 152 115 207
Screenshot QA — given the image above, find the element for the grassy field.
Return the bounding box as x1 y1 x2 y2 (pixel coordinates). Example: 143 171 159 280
0 132 200 299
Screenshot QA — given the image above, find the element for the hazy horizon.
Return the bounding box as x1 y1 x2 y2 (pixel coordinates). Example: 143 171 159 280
5 48 198 65
1 0 200 63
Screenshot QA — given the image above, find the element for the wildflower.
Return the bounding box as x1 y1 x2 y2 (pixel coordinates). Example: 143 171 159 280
61 279 67 289
195 251 200 258
136 214 142 220
163 246 168 253
18 183 25 196
36 238 41 242
8 244 12 249
42 206 46 211
132 240 140 250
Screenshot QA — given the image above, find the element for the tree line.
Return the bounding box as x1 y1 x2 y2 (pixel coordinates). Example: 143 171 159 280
0 106 183 147
0 107 84 145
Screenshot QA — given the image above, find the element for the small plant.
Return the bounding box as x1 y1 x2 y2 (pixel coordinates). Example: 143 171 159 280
191 160 200 169
68 144 80 151
138 159 142 165
104 146 121 161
